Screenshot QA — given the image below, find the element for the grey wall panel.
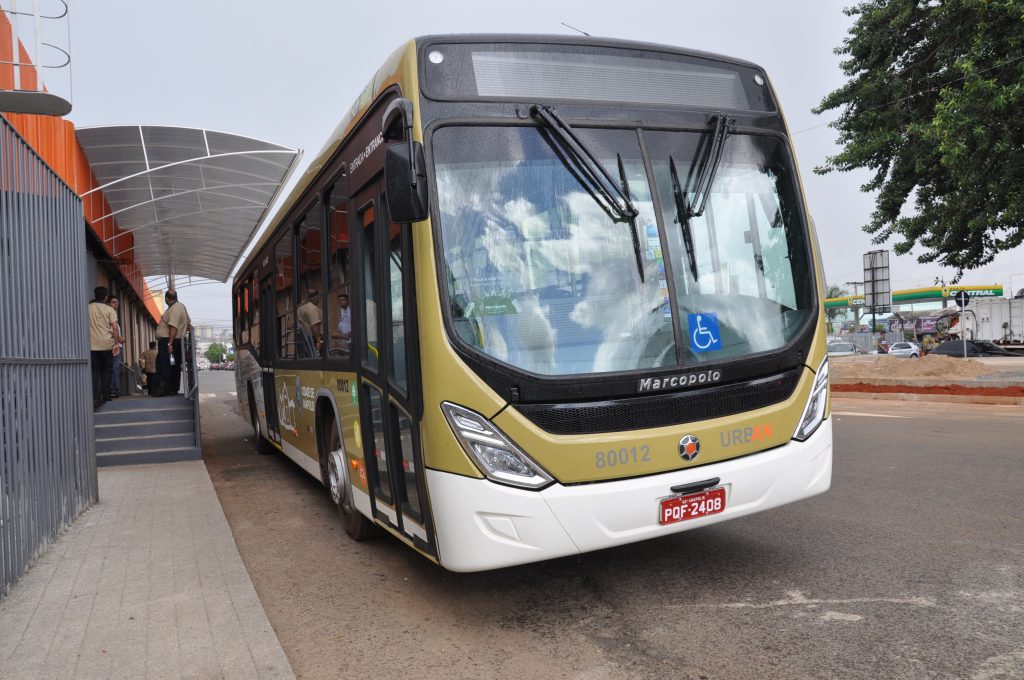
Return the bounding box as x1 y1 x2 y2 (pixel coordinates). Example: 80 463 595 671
0 116 95 597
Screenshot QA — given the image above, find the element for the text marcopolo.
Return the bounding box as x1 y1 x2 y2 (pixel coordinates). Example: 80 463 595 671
638 370 722 393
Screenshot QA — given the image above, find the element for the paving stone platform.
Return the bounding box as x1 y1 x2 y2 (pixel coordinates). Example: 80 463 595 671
0 461 294 680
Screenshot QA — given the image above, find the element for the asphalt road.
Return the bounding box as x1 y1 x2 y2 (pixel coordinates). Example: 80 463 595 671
197 370 1024 680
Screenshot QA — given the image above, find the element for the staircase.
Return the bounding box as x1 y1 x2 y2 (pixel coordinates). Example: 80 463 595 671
94 395 201 467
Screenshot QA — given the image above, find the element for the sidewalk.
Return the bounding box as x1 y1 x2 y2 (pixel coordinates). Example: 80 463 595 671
0 461 294 680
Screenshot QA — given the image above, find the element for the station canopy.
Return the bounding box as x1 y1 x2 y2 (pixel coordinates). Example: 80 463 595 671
76 125 300 282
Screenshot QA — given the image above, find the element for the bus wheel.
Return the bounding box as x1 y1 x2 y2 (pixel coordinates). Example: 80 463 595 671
324 414 376 541
249 387 273 455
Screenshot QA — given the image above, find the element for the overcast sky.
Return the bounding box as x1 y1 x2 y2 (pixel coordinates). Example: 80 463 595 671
57 0 1024 324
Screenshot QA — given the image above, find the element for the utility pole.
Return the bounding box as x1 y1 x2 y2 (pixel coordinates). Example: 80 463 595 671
845 281 864 332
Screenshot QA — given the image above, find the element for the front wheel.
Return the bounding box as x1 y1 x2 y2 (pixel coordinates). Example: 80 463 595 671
324 414 376 541
911 353 919 359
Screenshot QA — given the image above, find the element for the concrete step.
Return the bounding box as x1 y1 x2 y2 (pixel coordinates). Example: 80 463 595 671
97 447 202 467
95 407 193 425
96 395 190 413
96 432 195 454
95 419 195 437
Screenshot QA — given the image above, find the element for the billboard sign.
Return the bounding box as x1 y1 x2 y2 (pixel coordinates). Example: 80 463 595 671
863 250 891 311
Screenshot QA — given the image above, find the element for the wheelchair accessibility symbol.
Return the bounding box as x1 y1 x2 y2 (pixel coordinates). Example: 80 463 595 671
688 313 722 352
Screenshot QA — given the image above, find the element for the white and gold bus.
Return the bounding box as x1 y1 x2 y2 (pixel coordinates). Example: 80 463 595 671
233 35 832 571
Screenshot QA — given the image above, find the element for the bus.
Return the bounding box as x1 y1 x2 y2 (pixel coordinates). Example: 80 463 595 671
232 35 832 572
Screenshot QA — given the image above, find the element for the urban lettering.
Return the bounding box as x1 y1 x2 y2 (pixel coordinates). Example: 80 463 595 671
719 423 774 447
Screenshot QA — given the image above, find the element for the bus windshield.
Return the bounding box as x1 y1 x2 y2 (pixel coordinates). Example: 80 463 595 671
433 125 814 377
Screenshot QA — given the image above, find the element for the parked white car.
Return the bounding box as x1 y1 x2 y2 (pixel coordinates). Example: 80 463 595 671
827 341 862 357
887 341 922 358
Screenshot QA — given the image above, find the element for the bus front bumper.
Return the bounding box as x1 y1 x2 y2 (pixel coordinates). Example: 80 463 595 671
427 418 832 572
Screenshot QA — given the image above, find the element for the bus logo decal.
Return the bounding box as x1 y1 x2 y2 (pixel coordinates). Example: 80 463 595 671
638 369 722 393
679 434 700 461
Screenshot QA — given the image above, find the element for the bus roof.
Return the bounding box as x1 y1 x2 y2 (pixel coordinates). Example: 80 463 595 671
416 33 766 71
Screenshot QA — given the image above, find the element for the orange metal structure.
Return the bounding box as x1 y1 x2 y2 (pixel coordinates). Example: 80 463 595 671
1 12 161 321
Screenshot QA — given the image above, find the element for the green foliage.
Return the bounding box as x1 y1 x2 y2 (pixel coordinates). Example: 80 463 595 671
205 342 228 363
825 284 849 325
815 0 1024 278
827 284 849 299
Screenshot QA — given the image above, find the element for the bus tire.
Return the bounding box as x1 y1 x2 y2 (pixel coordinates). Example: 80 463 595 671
322 410 376 541
249 385 274 455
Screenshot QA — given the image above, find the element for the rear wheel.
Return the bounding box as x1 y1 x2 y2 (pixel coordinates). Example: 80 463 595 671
323 412 376 541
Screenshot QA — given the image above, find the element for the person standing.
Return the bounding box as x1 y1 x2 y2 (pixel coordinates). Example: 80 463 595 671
140 340 158 396
106 294 123 398
88 286 121 409
154 289 191 397
335 292 352 352
296 289 323 357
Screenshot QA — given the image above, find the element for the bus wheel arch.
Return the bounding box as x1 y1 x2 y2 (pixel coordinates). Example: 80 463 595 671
316 396 376 541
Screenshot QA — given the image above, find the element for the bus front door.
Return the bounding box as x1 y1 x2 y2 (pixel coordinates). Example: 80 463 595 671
356 184 434 556
259 275 280 445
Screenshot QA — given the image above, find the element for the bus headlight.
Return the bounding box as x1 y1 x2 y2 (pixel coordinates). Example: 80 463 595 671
793 356 829 441
441 402 554 490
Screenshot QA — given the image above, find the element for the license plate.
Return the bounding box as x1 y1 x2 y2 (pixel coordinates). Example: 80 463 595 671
659 487 726 525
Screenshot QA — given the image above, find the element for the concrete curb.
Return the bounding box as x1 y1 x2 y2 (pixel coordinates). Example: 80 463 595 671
833 391 1024 406
833 376 1024 389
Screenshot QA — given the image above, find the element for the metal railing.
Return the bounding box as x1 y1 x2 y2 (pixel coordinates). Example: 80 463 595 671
1 115 95 596
114 361 143 396
183 330 201 450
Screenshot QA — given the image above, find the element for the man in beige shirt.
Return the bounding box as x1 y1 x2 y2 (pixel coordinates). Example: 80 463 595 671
296 289 323 358
140 341 158 396
89 286 121 408
154 289 191 396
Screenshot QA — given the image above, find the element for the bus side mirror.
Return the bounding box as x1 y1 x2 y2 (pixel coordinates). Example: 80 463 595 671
381 97 429 224
384 142 429 223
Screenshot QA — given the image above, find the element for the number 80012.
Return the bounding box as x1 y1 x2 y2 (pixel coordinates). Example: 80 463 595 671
595 445 650 468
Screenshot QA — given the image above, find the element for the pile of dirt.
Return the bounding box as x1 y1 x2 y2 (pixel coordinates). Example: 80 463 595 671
830 354 993 382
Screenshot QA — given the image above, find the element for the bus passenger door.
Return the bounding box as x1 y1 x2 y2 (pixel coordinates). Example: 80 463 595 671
355 182 434 557
259 275 280 445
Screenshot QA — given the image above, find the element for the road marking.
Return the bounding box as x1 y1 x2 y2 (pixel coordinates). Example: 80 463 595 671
201 393 216 398
679 589 935 610
229 391 236 396
821 611 863 622
833 411 909 418
973 650 1024 680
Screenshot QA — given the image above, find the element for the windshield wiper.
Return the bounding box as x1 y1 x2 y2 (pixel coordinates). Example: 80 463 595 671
530 104 644 281
617 153 644 282
687 113 732 218
668 113 734 282
670 157 700 282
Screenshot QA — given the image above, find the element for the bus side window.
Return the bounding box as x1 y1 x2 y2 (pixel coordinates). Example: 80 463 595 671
296 201 324 359
275 233 295 359
327 176 352 360
360 204 379 371
250 273 261 356
239 282 250 346
234 287 243 346
387 222 407 391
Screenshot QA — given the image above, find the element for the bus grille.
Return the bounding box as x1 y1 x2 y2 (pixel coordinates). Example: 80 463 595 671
515 367 804 435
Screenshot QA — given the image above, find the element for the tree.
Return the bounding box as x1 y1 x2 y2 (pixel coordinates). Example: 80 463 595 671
815 1 1024 279
825 284 849 331
205 342 228 363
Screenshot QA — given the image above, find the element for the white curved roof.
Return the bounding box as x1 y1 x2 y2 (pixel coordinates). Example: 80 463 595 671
76 125 300 282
